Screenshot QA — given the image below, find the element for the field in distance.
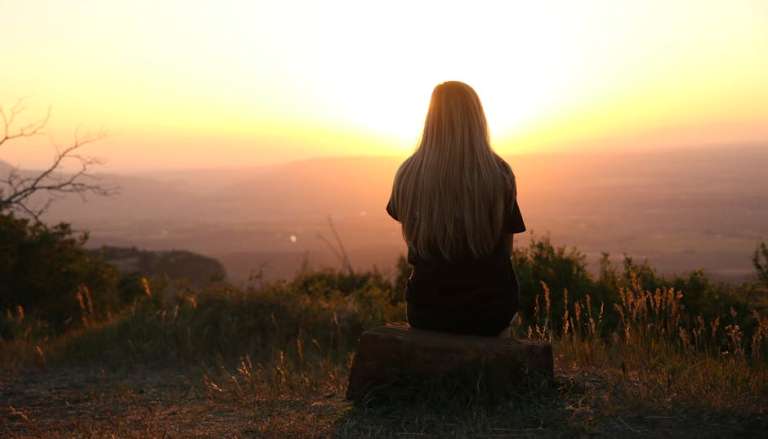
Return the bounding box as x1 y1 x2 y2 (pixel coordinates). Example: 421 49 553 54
30 143 768 284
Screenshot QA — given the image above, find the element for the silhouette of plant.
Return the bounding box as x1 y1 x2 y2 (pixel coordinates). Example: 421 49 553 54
0 99 116 221
753 241 768 287
0 213 120 337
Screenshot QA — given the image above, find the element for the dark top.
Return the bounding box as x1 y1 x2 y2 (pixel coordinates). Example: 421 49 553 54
386 174 526 336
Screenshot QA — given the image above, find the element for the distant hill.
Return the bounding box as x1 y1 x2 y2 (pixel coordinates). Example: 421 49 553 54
92 246 227 287
29 144 768 284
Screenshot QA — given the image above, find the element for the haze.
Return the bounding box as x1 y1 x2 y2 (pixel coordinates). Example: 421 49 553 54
20 146 765 284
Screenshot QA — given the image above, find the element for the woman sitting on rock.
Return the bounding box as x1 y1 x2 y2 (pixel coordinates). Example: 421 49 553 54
386 80 527 337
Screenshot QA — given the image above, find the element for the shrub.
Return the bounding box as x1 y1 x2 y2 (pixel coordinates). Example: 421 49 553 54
512 235 755 343
290 268 391 299
0 213 120 337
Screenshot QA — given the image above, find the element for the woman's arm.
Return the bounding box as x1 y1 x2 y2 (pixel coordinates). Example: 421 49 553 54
508 233 514 255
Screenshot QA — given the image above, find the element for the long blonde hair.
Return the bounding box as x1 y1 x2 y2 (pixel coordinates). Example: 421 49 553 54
390 81 514 262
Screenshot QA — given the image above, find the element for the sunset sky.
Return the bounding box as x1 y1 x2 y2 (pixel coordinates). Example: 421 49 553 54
2 0 767 171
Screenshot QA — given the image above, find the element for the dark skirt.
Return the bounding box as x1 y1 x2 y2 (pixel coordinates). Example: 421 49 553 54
405 265 520 337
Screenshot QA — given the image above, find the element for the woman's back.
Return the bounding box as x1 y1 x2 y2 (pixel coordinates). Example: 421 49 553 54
387 81 527 336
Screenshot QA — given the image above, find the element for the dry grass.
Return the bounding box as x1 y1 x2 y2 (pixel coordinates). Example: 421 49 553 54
2 271 768 437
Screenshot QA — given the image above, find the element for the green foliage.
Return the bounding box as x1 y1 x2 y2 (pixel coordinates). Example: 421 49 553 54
48 235 762 365
3 235 768 435
116 273 150 305
59 280 404 366
0 213 120 337
287 254 409 306
513 236 596 329
391 254 411 304
513 235 755 340
289 267 392 299
0 217 233 341
2 217 766 371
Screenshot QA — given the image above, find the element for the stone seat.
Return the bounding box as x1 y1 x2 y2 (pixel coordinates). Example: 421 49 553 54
346 322 554 401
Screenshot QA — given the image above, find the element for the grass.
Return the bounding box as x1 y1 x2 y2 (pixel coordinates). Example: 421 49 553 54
2 261 768 437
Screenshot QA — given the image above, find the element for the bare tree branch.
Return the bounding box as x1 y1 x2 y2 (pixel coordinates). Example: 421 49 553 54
0 101 117 221
0 98 50 148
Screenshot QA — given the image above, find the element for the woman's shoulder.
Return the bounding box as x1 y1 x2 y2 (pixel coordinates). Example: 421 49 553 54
394 155 415 179
493 154 514 174
493 154 516 189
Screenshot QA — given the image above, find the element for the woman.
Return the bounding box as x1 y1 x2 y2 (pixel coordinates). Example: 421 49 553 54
386 81 526 337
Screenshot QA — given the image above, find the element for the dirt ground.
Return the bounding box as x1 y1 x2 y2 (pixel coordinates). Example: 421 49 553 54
2 365 766 438
0 366 342 438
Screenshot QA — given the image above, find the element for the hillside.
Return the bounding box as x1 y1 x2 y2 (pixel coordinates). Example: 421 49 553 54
2 238 767 437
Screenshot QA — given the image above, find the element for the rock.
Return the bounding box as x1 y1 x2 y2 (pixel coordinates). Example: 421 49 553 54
346 322 554 401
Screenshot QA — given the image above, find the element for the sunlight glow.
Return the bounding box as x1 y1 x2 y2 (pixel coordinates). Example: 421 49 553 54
2 0 767 169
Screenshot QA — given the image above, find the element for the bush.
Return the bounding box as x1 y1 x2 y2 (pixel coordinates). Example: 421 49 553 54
0 213 120 337
58 280 405 366
512 235 755 342
513 236 598 331
289 267 392 299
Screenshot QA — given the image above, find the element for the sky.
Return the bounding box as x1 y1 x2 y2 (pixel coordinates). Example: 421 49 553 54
2 0 768 171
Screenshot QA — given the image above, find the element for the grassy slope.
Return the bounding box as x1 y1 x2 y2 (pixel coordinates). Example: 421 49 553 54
2 270 768 438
